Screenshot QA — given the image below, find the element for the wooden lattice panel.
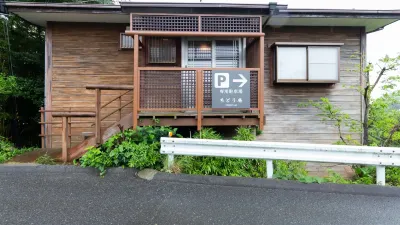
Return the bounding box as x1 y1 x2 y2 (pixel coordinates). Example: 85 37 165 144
132 15 199 32
201 16 261 33
202 70 258 109
140 70 197 109
250 70 258 108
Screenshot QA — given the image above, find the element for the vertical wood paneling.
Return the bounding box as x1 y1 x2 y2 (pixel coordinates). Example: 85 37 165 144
51 23 135 148
260 26 362 144
45 22 53 148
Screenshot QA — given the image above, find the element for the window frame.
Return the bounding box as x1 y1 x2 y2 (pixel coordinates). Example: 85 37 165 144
181 37 246 68
145 37 180 66
272 42 343 84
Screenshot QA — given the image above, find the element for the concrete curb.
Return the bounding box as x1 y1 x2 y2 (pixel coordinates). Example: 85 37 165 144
0 164 138 176
152 172 400 198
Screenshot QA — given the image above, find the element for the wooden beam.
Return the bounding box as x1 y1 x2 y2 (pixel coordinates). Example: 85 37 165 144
45 22 53 148
259 36 265 129
138 118 259 127
125 31 265 37
85 84 133 90
61 116 68 163
133 34 139 129
52 112 96 118
95 88 101 144
196 69 202 131
138 67 260 71
40 107 44 149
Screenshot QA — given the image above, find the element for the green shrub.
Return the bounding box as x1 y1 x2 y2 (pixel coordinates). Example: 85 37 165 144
177 128 265 177
0 137 34 163
273 161 308 180
193 127 222 139
79 126 179 175
233 127 255 141
351 166 400 186
35 154 56 165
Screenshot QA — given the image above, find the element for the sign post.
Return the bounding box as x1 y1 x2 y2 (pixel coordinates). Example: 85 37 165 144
212 70 250 108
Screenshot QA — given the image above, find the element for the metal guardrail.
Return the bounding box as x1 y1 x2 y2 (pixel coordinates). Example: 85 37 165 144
160 137 400 186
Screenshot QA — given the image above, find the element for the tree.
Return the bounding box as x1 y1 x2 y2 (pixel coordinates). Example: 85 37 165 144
299 54 400 146
360 55 400 145
369 91 400 147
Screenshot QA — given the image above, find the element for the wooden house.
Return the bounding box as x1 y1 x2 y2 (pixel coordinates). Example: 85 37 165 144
5 1 400 161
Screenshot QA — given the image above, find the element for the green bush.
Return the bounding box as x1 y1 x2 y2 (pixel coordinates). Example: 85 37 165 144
0 137 34 163
192 127 222 139
233 127 255 141
177 127 265 178
79 126 179 175
35 154 56 165
351 166 400 186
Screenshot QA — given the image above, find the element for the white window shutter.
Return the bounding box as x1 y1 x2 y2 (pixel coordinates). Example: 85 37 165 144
215 40 240 68
308 47 339 81
276 47 307 81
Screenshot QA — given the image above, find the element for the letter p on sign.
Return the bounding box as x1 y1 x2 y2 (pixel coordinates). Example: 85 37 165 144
214 73 229 88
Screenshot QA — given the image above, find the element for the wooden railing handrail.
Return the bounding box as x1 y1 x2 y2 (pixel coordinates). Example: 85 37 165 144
39 109 94 113
53 112 96 118
100 89 132 110
86 84 133 90
101 100 133 122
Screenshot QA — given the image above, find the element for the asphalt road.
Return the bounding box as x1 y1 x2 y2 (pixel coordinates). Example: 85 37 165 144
1 166 400 225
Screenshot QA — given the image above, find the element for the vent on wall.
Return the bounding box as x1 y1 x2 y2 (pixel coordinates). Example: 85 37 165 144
120 33 133 49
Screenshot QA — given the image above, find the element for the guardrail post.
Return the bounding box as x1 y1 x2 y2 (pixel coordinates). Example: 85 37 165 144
376 165 385 185
167 154 174 170
266 160 273 179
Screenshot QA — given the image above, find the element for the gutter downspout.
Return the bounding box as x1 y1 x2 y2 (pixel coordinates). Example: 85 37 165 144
262 2 280 29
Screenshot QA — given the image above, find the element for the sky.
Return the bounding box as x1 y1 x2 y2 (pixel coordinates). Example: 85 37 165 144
135 0 400 97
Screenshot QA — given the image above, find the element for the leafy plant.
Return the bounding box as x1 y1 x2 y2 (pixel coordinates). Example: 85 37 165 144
175 128 265 177
35 154 56 165
193 127 222 140
0 136 34 163
233 127 255 141
79 126 180 175
298 97 361 145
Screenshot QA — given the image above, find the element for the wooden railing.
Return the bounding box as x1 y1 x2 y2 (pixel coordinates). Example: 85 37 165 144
86 84 134 144
52 112 96 162
136 67 263 129
39 108 96 149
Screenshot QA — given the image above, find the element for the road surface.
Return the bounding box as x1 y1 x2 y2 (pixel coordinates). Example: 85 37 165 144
0 165 399 225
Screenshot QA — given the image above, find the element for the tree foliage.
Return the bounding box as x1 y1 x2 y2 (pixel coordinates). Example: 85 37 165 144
300 54 400 147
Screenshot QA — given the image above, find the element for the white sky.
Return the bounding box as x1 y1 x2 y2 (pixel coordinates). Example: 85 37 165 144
136 0 400 96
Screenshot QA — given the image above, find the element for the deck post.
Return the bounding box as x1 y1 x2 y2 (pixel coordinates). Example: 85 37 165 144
133 34 139 129
196 69 202 130
95 88 101 144
61 116 68 162
40 107 45 149
258 36 265 129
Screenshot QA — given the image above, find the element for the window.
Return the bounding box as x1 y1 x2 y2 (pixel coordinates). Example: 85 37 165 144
147 37 177 64
274 43 342 83
187 41 212 68
183 38 244 68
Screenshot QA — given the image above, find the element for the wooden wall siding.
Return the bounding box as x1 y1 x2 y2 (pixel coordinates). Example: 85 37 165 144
246 39 260 68
51 23 137 148
260 26 363 144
